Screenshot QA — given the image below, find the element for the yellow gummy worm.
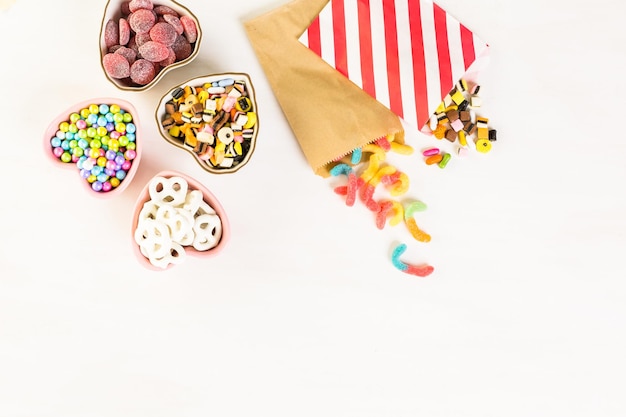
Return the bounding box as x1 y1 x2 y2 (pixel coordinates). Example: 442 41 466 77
370 165 397 186
362 143 386 161
359 154 380 184
389 200 404 226
390 141 414 155
390 172 409 196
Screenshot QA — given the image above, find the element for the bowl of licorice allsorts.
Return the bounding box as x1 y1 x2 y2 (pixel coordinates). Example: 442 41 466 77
43 97 142 198
155 73 259 174
131 170 230 270
99 0 202 91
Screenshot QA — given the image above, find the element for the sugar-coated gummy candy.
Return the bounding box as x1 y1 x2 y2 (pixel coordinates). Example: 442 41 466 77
119 18 131 45
163 14 184 35
135 32 151 47
129 0 153 12
103 53 131 79
129 9 156 34
171 34 192 61
149 22 178 47
179 15 197 43
114 46 137 65
121 0 131 15
154 5 178 16
391 243 434 277
104 19 119 48
130 59 156 85
159 48 176 67
138 40 170 62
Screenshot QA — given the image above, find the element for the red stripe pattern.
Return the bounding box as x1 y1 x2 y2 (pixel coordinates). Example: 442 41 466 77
299 0 489 130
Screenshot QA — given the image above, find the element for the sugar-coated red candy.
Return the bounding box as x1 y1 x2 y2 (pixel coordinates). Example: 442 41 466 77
129 8 156 34
171 34 192 61
127 36 139 54
154 5 178 16
135 32 151 47
115 46 137 65
121 1 131 15
163 14 184 35
108 44 123 53
119 18 131 45
179 15 197 43
103 53 131 79
129 0 153 13
159 48 176 67
104 19 119 48
149 22 177 47
130 58 156 85
138 40 170 62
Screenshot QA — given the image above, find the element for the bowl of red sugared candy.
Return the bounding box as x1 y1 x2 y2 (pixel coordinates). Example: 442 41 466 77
43 98 142 199
99 0 202 91
130 170 230 271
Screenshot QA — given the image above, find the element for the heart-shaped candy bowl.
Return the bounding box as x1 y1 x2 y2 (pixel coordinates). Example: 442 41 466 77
100 0 202 92
155 73 259 174
131 170 230 271
43 98 142 199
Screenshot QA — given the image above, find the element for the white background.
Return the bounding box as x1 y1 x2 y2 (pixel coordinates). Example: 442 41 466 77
1 0 625 416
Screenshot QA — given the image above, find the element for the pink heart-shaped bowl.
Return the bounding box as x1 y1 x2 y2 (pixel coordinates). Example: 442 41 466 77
43 97 142 199
99 0 202 92
130 170 230 271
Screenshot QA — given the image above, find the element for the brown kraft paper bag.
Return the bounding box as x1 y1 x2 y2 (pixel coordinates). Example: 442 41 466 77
244 0 405 177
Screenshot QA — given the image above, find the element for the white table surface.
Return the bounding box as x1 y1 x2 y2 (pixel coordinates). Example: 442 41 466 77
1 0 625 415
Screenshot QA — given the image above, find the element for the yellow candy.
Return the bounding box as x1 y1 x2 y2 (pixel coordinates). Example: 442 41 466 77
458 130 467 147
234 142 243 155
359 154 380 184
390 142 413 155
475 139 492 153
388 200 404 226
243 112 257 129
451 89 465 105
370 165 396 186
197 90 209 104
390 172 409 196
433 124 446 139
235 97 252 112
362 143 386 161
184 129 197 147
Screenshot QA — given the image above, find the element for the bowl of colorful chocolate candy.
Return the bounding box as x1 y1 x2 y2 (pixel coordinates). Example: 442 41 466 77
100 0 201 91
155 73 259 174
131 170 230 270
43 98 141 198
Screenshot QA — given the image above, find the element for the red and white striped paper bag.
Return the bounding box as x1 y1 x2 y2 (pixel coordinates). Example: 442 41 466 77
298 0 489 133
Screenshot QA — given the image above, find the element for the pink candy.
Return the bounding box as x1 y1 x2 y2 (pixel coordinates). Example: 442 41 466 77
128 9 155 34
102 0 199 87
149 22 177 46
130 59 156 85
119 18 131 45
103 53 130 79
180 15 197 43
129 0 153 12
139 40 170 62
